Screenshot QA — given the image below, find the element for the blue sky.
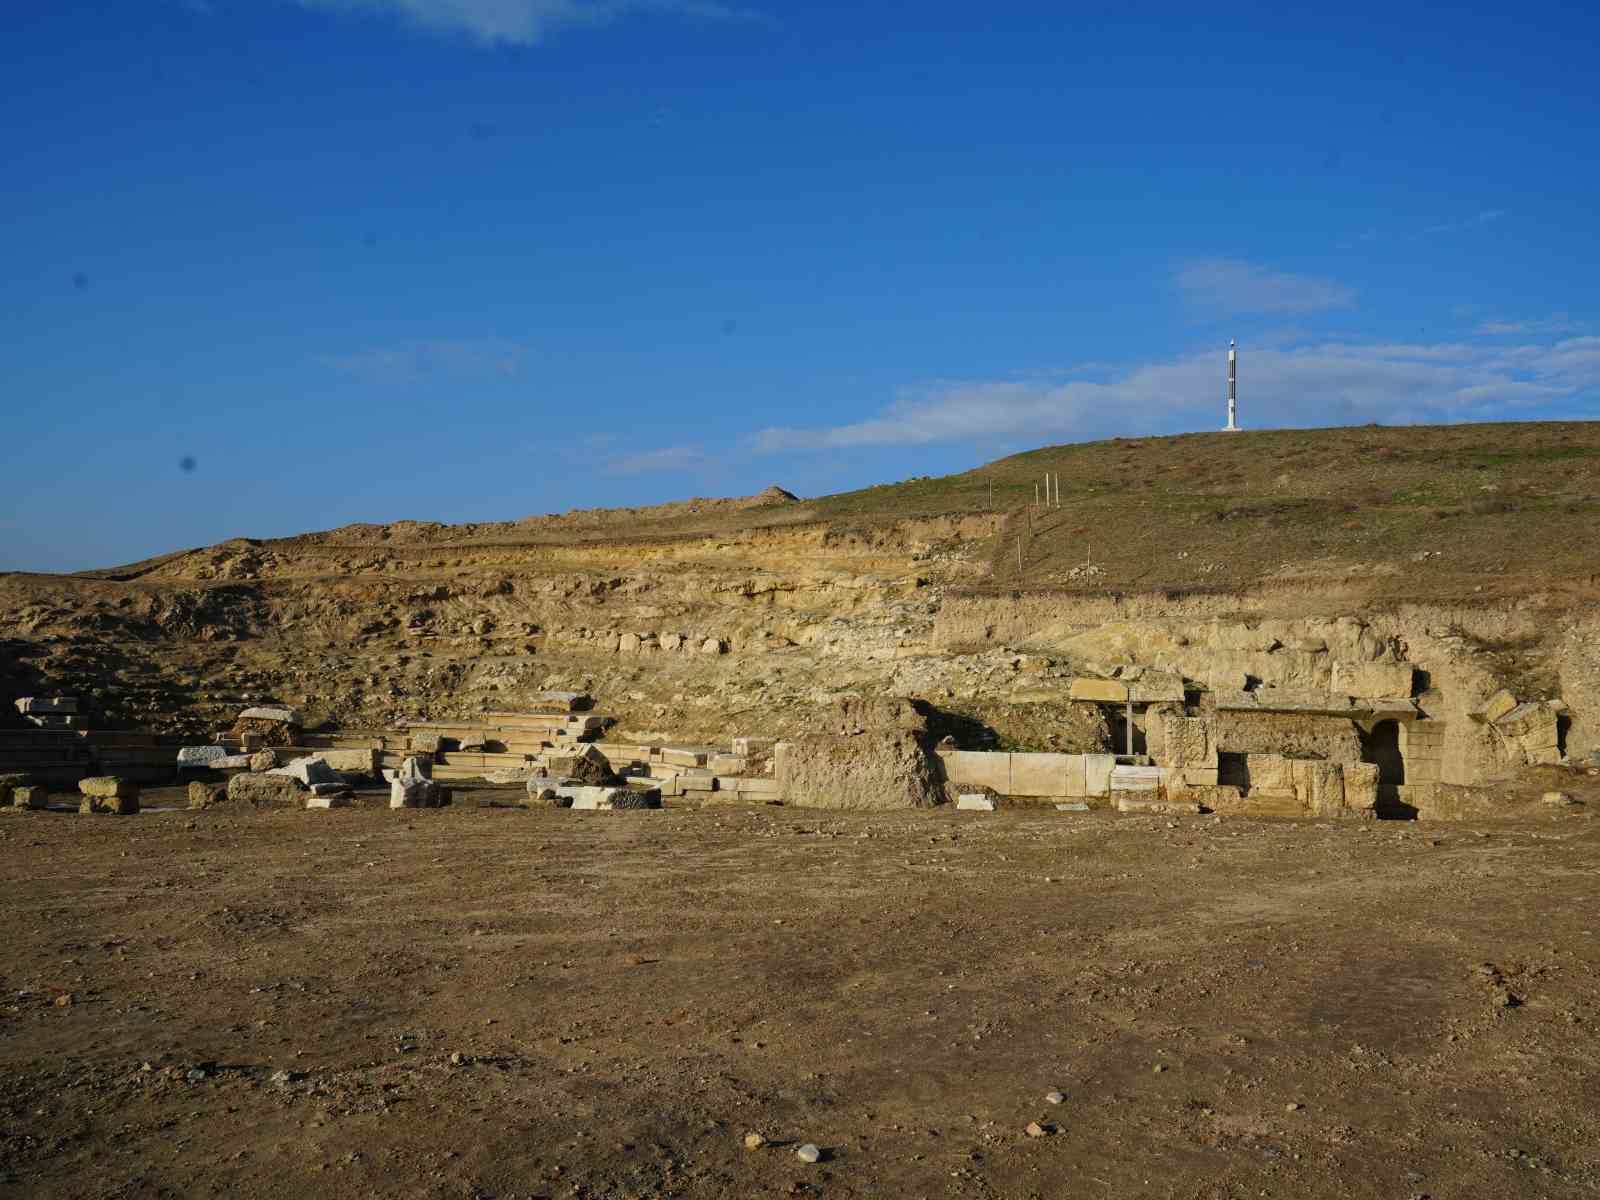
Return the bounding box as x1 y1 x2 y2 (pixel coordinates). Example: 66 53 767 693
3 0 1597 571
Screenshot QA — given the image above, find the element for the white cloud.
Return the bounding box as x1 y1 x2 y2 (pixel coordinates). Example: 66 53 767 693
1424 209 1505 235
752 336 1599 452
1477 316 1584 336
602 444 709 475
296 0 758 45
318 337 527 383
1174 258 1356 316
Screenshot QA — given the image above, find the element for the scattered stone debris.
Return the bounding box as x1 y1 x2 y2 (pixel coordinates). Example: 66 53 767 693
795 1143 822 1163
1045 1090 1065 1105
743 1132 766 1151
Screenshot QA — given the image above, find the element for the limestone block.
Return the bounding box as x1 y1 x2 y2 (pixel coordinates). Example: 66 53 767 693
1061 754 1088 798
409 733 444 754
569 786 661 810
397 755 433 782
1293 760 1346 817
709 753 749 776
544 744 613 784
214 754 254 769
188 780 228 809
1343 762 1379 815
1332 661 1416 700
1109 765 1164 799
309 781 352 797
661 748 708 767
80 791 139 815
778 731 942 810
1084 754 1117 798
523 781 572 807
306 794 353 809
80 777 137 799
1469 689 1519 724
942 750 1011 793
13 786 49 810
1116 796 1201 815
1212 623 1279 652
249 750 279 772
228 773 306 808
660 633 684 651
1009 753 1073 797
732 736 775 757
319 748 380 775
1245 754 1294 793
269 755 341 787
239 706 301 725
730 777 780 797
1069 678 1129 703
177 746 230 768
1128 672 1185 705
619 633 641 653
956 793 998 811
700 637 726 655
390 777 446 808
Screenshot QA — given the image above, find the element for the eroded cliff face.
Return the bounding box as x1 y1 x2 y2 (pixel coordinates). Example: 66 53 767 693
2 502 1592 787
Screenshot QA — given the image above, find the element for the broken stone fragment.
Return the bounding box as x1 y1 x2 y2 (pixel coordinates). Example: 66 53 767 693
12 785 49 810
187 780 228 810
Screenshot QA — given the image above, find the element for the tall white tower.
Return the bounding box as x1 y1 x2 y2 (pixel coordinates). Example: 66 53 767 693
1223 339 1241 431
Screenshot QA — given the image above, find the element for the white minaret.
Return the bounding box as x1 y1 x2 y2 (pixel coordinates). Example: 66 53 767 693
1223 339 1241 431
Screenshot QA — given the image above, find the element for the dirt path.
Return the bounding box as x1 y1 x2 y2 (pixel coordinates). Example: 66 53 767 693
3 791 1598 1199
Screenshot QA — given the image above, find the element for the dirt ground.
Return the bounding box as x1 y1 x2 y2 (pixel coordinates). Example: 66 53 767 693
3 790 1598 1200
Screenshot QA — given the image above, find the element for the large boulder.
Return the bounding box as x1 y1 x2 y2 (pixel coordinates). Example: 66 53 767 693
775 731 942 810
226 772 306 808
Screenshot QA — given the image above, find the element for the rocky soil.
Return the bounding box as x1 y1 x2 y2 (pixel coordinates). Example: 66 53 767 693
3 792 1599 1198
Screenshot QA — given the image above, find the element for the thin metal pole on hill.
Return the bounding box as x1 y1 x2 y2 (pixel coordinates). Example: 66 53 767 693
1017 536 1024 574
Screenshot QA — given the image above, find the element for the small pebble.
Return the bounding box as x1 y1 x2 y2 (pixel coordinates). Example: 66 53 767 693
1025 1121 1049 1138
795 1143 821 1163
1152 1064 1166 1074
1286 1102 1303 1112
743 1132 766 1151
448 1051 466 1066
1045 1091 1065 1105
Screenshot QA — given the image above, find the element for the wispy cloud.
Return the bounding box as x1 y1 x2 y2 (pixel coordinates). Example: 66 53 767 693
1477 316 1584 336
1174 258 1356 316
602 444 709 476
1424 208 1505 235
318 338 527 384
296 0 760 45
752 336 1600 452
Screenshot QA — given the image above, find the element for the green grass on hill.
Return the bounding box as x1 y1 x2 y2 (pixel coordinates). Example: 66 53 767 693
804 421 1600 600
